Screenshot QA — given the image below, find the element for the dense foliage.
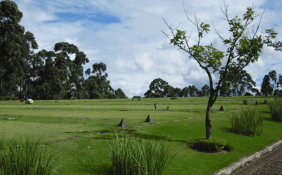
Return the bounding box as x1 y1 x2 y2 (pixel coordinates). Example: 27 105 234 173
0 0 126 100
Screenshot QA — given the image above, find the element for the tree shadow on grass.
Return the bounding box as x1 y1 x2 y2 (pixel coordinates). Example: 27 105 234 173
263 117 282 122
78 163 112 175
219 127 234 134
92 127 187 144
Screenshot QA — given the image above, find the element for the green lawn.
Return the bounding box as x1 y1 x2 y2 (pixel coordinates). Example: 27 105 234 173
0 96 281 175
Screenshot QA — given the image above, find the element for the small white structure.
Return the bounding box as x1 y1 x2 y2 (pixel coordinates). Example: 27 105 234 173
26 99 34 104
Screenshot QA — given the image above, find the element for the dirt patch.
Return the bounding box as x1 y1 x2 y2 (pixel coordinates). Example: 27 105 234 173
53 141 63 144
70 137 80 140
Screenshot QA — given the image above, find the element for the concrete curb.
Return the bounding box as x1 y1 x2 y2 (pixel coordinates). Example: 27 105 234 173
213 139 282 175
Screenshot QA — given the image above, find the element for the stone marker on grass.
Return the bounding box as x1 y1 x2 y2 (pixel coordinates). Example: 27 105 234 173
219 105 225 111
255 101 259 105
263 99 268 104
145 115 153 122
118 118 127 127
78 117 88 120
243 100 247 105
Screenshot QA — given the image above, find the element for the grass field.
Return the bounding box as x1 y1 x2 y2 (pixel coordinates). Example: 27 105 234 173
0 96 282 175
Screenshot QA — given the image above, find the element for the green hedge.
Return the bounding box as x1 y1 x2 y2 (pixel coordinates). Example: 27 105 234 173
0 96 16 101
193 138 226 152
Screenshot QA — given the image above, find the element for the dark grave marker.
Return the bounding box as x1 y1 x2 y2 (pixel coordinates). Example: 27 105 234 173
145 115 153 122
263 99 268 104
101 118 111 121
118 119 127 127
219 105 225 111
255 101 259 105
243 100 247 105
78 117 88 120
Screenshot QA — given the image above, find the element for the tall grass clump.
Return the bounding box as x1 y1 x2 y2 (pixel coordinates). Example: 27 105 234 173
0 137 55 175
230 106 263 136
109 133 176 175
268 100 282 122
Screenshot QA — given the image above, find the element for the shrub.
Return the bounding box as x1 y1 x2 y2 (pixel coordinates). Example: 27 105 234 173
268 100 282 122
244 92 253 96
0 96 16 101
0 137 55 175
109 133 176 175
230 106 263 136
19 98 25 102
192 138 226 152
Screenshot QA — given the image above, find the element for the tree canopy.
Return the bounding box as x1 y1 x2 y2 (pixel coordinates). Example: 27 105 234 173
162 3 281 139
0 0 126 100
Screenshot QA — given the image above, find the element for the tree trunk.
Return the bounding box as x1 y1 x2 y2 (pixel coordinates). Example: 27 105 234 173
205 98 213 140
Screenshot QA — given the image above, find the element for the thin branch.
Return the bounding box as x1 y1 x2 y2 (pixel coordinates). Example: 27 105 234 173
212 21 225 41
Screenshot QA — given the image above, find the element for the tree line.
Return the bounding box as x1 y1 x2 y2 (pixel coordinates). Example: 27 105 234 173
144 69 282 98
0 0 127 99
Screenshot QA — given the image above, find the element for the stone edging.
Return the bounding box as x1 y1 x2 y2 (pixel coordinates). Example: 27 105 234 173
213 139 282 175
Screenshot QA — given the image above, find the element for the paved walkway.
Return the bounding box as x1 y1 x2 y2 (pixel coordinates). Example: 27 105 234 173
231 143 282 175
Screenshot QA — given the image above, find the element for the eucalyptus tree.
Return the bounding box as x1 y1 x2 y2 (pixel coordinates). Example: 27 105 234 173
180 87 190 97
54 42 89 99
162 4 280 139
251 87 260 96
220 70 255 96
261 75 273 96
144 78 170 98
201 84 210 96
0 0 38 97
115 88 128 98
268 70 281 96
84 62 116 99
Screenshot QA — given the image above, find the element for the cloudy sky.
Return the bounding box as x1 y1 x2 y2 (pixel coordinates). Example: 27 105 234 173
13 0 282 97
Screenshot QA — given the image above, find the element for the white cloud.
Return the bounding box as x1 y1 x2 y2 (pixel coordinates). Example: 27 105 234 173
12 0 282 97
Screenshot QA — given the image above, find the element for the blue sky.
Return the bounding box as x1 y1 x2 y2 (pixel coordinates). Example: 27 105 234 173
13 0 282 97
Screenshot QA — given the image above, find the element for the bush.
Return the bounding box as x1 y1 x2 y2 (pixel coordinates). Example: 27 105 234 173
230 106 263 136
109 133 176 175
244 92 253 96
192 138 226 152
268 100 282 122
19 98 25 102
0 137 55 175
0 96 16 101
